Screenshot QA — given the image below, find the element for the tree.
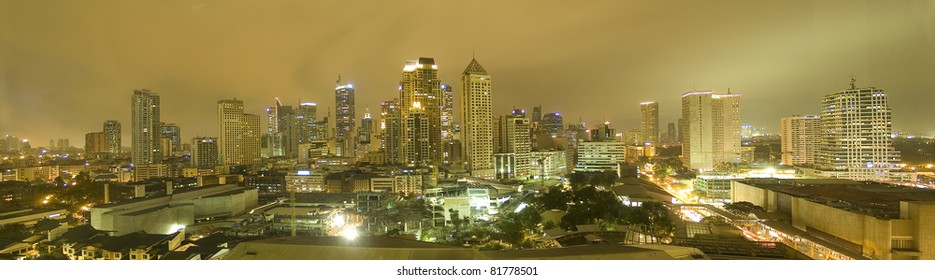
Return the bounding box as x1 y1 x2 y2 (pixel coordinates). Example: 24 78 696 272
75 171 92 186
449 209 463 230
640 202 675 237
53 176 66 188
723 201 765 217
536 186 571 211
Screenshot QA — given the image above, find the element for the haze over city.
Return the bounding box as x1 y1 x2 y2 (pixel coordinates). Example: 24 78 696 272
2 0 934 145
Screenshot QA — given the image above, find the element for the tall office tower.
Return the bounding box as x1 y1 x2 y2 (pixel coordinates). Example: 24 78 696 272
85 132 108 156
532 106 542 126
681 91 741 170
359 112 373 143
542 113 564 137
131 89 161 165
623 129 643 146
218 99 261 165
441 84 454 141
460 58 494 178
399 57 442 164
335 76 356 157
103 120 121 154
160 122 181 156
296 102 318 141
494 114 532 179
640 101 659 144
816 84 901 180
381 100 402 163
402 101 431 164
780 115 820 166
191 137 219 169
667 123 677 144
274 99 297 158
262 106 283 158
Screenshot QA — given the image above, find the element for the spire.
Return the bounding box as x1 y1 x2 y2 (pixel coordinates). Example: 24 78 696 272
462 57 488 75
337 73 342 85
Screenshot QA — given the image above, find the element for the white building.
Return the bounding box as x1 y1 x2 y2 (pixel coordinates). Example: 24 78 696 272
131 89 161 165
815 86 901 181
681 91 741 170
780 115 820 166
217 99 261 165
460 58 495 179
574 141 627 176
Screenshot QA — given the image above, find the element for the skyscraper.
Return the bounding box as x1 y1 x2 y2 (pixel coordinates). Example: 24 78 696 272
297 102 319 141
441 84 454 141
399 57 442 164
85 132 108 156
218 99 261 165
541 113 563 137
681 91 741 170
160 122 181 156
780 115 820 166
640 101 659 144
816 85 901 180
403 101 431 164
335 76 356 157
191 137 219 169
359 111 373 144
381 99 402 164
131 89 161 165
460 58 494 178
494 114 532 179
103 120 121 154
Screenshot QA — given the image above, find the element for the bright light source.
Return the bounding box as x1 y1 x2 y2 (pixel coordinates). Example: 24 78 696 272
514 203 528 213
169 224 186 233
332 214 346 227
341 228 358 240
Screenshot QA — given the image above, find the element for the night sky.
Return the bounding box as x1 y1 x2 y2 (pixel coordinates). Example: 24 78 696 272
2 0 934 146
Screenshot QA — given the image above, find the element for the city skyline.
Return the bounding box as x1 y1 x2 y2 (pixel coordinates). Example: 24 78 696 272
3 1 935 145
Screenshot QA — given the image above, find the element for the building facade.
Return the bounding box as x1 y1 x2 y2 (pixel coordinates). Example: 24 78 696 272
460 58 495 178
640 101 659 144
131 89 161 165
780 115 820 166
217 99 261 165
681 91 741 170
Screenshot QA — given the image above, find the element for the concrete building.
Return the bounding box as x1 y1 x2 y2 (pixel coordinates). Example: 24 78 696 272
160 122 181 156
732 179 935 260
191 137 219 169
103 120 121 155
530 150 567 179
131 89 161 165
574 141 627 176
681 91 741 170
381 99 402 164
780 115 820 166
90 184 258 236
399 57 443 164
460 58 495 179
815 86 901 181
285 170 325 193
640 101 659 144
335 77 356 158
218 99 261 165
541 112 563 137
402 102 431 165
425 182 499 223
85 131 108 157
494 114 531 180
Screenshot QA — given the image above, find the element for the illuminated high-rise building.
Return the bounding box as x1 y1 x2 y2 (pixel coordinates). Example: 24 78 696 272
441 84 454 141
403 101 431 164
131 89 161 165
381 100 402 164
335 76 356 157
103 120 121 154
681 91 741 170
191 137 219 169
780 115 821 166
494 114 531 179
160 122 180 156
399 57 442 164
541 113 563 137
460 58 494 178
816 85 901 180
640 101 659 144
218 99 261 165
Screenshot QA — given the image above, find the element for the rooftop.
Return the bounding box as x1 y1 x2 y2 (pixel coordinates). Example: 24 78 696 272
739 179 935 218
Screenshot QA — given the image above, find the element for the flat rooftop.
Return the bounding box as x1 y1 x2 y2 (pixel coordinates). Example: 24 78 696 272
739 179 935 218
